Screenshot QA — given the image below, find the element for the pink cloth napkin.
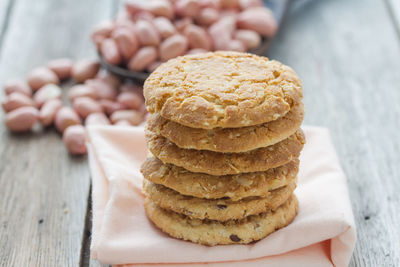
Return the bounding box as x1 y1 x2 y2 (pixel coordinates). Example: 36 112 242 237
86 125 356 267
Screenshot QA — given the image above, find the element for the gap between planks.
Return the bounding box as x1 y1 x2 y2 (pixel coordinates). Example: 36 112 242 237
0 0 15 54
384 0 400 42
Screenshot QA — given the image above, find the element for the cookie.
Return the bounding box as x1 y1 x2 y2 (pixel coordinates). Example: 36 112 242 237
143 179 296 221
144 195 298 245
141 157 299 200
145 126 305 175
143 51 303 129
147 103 304 153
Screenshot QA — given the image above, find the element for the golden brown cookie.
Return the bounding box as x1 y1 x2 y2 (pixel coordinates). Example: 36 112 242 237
145 126 305 175
144 195 298 245
143 179 296 221
141 157 299 200
143 51 303 129
147 103 304 153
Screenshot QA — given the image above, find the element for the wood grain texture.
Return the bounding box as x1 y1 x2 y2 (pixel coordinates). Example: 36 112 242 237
268 0 400 266
386 0 400 39
87 2 119 266
0 0 13 51
0 0 113 266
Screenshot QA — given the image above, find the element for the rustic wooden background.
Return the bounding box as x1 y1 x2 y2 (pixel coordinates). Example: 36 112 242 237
0 0 399 266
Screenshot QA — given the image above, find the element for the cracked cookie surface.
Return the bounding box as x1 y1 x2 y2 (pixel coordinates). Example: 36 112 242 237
143 51 303 129
147 103 304 153
141 157 299 200
144 195 298 245
143 179 296 221
145 126 305 175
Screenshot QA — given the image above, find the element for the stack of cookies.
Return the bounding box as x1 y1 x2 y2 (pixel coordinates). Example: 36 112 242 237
141 51 305 246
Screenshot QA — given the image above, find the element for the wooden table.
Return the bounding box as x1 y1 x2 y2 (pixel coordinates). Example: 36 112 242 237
0 0 399 266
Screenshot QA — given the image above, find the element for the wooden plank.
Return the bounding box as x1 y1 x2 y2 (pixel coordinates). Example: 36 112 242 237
86 2 119 266
386 0 400 38
0 0 11 25
0 0 113 266
268 0 400 266
0 0 13 51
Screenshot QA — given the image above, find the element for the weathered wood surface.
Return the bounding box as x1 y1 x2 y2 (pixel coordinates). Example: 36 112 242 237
0 0 113 266
1 0 400 266
269 0 400 266
0 0 12 51
387 0 400 37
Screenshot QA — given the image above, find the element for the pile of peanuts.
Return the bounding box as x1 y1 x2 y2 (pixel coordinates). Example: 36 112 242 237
2 58 146 155
93 0 277 72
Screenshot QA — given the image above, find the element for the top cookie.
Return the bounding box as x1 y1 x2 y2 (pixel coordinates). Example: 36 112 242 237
144 51 303 129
